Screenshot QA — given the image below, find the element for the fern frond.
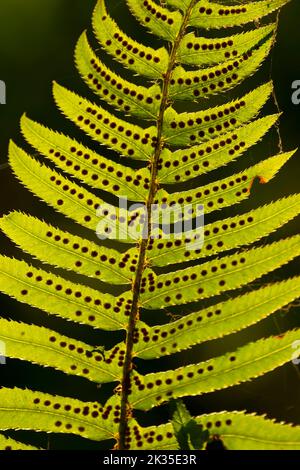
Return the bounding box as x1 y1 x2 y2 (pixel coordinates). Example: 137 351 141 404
9 141 104 230
163 82 273 145
0 212 136 284
0 256 128 330
130 329 300 410
0 434 40 451
164 0 192 12
0 0 298 451
126 0 182 41
141 236 300 309
0 388 117 442
130 411 300 450
93 0 169 79
158 114 279 183
21 115 150 202
189 0 290 29
156 152 295 220
75 32 161 120
177 24 274 68
148 195 300 267
0 319 121 383
53 82 156 161
135 277 300 359
9 142 140 243
172 38 273 100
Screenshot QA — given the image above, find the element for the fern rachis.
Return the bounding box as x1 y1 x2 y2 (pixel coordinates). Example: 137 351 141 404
0 0 300 451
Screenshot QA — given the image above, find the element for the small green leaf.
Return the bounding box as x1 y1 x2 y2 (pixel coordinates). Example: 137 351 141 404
171 400 209 450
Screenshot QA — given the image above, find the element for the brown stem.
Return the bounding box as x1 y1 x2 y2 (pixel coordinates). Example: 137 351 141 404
117 1 197 450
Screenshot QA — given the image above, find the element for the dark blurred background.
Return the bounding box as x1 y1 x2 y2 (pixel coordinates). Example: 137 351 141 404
0 0 299 450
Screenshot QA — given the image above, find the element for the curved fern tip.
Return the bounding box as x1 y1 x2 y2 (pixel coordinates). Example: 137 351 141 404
254 150 297 185
8 139 17 154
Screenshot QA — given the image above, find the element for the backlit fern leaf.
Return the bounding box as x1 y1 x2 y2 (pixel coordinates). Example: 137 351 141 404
0 0 299 450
